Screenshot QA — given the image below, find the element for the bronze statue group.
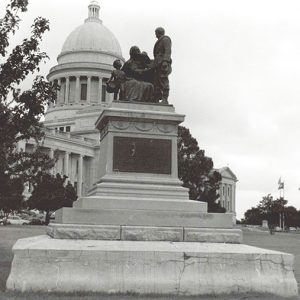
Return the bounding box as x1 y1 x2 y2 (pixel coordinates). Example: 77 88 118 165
107 27 172 104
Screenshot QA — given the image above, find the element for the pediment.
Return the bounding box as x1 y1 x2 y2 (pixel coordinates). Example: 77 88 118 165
217 167 238 181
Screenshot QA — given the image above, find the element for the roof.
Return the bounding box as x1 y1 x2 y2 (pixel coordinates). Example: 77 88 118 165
60 21 122 58
58 2 122 62
216 166 238 181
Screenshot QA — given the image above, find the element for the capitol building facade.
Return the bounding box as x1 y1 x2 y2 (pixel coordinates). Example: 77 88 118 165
20 1 237 219
22 1 123 197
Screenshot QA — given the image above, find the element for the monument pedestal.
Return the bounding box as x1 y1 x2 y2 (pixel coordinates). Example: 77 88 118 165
7 102 298 297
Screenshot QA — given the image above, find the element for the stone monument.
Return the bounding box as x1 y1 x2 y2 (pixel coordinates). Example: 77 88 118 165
7 28 298 297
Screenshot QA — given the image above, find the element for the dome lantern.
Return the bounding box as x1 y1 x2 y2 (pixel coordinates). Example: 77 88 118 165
86 0 101 23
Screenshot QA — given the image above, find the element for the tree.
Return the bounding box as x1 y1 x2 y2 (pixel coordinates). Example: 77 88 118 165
284 206 300 228
243 207 264 225
28 173 77 224
243 194 289 228
0 175 23 217
0 0 57 212
258 194 287 228
177 126 224 212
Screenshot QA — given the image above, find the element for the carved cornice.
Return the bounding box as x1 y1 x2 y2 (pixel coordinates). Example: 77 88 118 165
102 120 177 137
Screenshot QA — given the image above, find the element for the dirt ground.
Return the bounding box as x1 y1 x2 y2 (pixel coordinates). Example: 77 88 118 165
0 225 299 300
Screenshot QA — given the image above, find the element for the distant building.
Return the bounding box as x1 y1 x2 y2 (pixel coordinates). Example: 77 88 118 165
216 167 238 222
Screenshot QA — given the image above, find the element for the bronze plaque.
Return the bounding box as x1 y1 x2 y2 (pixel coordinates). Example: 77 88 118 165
113 137 171 174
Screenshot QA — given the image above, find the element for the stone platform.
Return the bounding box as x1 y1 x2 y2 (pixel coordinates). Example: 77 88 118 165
6 235 298 297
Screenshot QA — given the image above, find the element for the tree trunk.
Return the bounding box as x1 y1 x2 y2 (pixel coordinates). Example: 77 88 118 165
45 210 50 225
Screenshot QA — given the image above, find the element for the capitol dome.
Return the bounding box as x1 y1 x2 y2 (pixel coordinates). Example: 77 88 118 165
60 22 122 57
57 1 123 64
46 1 123 129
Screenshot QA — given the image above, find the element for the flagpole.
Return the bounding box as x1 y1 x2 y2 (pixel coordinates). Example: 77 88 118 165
278 176 284 230
283 182 285 230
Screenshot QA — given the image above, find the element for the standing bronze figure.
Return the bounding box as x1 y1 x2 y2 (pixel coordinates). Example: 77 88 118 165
153 27 172 104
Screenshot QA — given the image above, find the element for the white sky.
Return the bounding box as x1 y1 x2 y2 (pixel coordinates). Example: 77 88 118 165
1 0 300 219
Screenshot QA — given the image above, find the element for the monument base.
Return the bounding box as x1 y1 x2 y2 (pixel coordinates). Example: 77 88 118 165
7 101 298 297
47 224 243 243
7 235 298 297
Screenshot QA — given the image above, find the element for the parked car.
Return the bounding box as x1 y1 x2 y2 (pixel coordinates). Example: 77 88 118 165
6 215 30 225
0 216 8 225
28 218 45 225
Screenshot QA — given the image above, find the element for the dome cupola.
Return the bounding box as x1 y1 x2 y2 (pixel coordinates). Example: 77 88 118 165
87 0 101 21
57 0 123 65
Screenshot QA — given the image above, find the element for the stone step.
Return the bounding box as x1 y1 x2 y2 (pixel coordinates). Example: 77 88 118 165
55 207 233 228
88 178 190 201
73 197 207 212
47 224 242 243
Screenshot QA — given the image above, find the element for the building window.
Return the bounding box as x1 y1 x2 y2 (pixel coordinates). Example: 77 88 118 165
222 186 225 196
101 78 108 102
66 126 71 132
59 127 64 132
81 83 87 100
101 84 106 102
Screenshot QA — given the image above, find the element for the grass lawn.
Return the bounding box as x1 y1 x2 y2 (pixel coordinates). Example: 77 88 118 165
242 228 300 292
0 225 299 300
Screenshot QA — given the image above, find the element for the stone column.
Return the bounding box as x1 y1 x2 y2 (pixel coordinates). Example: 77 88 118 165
98 77 102 104
87 76 91 104
75 76 80 103
48 82 53 108
57 78 61 104
221 184 225 208
232 184 236 214
225 184 228 211
64 151 70 178
228 185 232 212
49 148 55 175
109 92 113 102
65 77 70 104
77 154 83 197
